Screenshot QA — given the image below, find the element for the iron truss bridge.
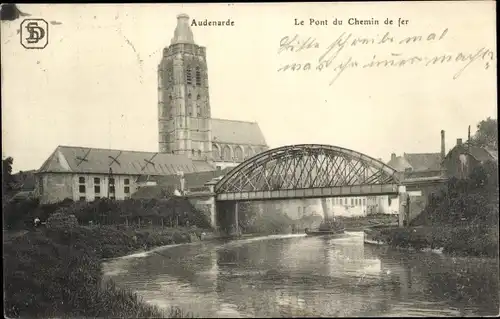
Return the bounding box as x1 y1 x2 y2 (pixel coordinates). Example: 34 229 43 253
215 144 402 201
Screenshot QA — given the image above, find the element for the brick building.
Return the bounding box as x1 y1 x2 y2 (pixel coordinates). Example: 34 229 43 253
442 138 498 179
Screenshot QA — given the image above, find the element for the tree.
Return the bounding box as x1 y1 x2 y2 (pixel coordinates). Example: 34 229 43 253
2 157 16 195
472 117 498 150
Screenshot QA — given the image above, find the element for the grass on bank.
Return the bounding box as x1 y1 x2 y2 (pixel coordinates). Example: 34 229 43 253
3 225 199 318
369 224 498 257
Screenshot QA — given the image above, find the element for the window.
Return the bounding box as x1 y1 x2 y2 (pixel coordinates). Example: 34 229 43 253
351 198 354 205
186 66 192 85
188 93 192 99
212 145 220 160
79 185 86 193
234 147 243 162
195 67 201 86
79 177 85 184
198 150 202 157
223 146 231 161
124 178 130 185
94 177 100 184
94 185 101 194
339 198 343 205
363 198 366 205
79 196 86 201
124 186 130 194
167 67 173 83
197 94 201 100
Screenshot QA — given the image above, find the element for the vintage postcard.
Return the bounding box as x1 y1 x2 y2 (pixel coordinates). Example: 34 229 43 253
2 2 498 318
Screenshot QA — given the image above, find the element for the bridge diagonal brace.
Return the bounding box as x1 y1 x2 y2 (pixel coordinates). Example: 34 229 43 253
293 152 312 189
323 155 341 187
310 153 328 188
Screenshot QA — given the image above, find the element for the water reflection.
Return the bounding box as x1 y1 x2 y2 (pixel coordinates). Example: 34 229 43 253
102 233 499 317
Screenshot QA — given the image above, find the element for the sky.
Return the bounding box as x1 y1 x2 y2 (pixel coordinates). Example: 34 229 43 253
1 2 497 172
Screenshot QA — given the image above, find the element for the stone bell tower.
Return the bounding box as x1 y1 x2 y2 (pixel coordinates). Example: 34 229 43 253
158 13 213 161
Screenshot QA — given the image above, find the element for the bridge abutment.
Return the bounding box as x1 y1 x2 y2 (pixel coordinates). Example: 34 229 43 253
398 185 407 227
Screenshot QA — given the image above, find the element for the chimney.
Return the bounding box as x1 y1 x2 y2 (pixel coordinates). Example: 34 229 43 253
391 153 396 161
440 130 446 159
457 138 463 146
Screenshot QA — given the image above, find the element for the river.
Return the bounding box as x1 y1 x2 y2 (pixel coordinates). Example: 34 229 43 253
102 232 499 317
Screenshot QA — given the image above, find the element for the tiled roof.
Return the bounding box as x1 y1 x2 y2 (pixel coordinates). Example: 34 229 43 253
211 118 267 146
468 146 498 163
38 145 213 175
444 144 498 163
403 153 442 172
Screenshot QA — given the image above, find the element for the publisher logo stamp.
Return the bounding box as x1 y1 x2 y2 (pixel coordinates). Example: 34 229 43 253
20 19 49 49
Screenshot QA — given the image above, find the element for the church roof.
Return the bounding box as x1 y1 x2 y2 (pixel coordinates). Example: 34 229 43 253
211 118 267 146
38 145 213 175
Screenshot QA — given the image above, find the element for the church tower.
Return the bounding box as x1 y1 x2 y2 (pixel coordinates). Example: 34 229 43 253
158 14 212 161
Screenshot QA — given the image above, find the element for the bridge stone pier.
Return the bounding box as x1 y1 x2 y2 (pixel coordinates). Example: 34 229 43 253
216 201 242 237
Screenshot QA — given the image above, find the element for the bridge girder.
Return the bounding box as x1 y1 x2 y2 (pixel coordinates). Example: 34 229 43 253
215 144 401 196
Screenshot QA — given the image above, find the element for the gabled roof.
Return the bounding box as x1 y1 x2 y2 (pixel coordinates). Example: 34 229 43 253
444 144 498 163
387 153 443 172
38 145 214 175
211 118 267 146
403 153 442 172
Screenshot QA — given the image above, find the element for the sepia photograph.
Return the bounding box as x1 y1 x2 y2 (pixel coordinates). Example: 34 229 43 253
1 2 498 317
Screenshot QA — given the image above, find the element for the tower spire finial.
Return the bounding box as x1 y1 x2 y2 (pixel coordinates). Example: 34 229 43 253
171 13 195 45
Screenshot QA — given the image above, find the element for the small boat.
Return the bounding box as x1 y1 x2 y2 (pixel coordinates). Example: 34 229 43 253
305 219 345 237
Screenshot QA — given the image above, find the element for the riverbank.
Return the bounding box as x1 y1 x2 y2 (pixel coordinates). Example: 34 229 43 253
339 214 398 231
364 224 498 257
3 225 204 318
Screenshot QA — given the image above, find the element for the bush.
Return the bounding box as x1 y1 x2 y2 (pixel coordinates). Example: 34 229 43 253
46 211 79 229
3 227 195 318
3 197 212 231
411 160 499 228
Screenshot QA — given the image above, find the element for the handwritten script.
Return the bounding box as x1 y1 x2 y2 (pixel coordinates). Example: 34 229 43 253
276 29 496 86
